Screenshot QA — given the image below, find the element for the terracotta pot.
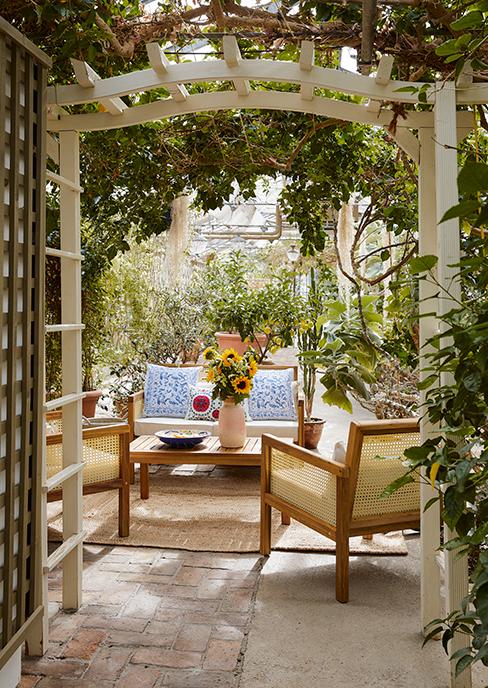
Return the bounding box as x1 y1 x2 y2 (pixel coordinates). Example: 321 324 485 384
304 418 325 450
216 332 268 357
218 398 246 448
82 390 102 418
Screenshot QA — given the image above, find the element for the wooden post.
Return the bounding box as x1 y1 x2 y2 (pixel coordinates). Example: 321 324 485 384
418 127 442 632
59 131 83 610
434 83 471 688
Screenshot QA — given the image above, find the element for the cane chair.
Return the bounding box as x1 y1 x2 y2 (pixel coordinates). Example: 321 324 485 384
260 418 420 603
46 411 130 537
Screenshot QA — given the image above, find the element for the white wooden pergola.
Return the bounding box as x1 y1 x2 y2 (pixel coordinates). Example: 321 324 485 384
41 38 487 687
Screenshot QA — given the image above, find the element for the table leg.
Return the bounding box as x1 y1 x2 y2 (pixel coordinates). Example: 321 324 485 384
140 463 149 500
281 512 291 525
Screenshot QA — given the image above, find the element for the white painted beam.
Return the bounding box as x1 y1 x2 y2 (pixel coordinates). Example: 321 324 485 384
456 60 473 89
223 36 250 97
375 54 394 85
47 89 471 133
59 130 84 611
146 42 169 75
146 43 189 101
434 82 471 688
418 127 442 634
386 127 419 164
48 60 449 107
70 58 128 115
46 133 59 164
299 42 315 101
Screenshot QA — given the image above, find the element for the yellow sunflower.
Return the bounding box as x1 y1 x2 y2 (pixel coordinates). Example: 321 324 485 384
206 367 215 382
222 348 242 367
232 376 252 395
248 358 258 377
203 346 216 361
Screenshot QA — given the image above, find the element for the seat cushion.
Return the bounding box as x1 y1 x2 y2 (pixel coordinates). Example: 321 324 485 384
144 364 199 418
135 416 216 437
134 416 298 440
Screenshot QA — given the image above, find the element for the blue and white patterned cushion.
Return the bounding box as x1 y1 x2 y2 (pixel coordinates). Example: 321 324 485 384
144 364 199 418
248 368 297 421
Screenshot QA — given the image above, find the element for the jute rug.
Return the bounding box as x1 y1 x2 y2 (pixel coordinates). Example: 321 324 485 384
47 465 407 555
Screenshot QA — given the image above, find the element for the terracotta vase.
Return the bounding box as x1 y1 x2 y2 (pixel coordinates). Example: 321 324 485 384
216 332 268 357
82 390 102 418
218 398 246 448
303 418 325 450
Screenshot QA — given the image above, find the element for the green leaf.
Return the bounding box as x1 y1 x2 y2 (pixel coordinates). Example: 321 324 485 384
441 200 479 222
409 255 438 274
321 387 352 413
442 486 464 529
381 473 415 497
455 652 474 677
436 39 461 56
450 10 484 31
458 162 488 194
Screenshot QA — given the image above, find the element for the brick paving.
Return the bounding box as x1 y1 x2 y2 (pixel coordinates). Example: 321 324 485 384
21 545 263 688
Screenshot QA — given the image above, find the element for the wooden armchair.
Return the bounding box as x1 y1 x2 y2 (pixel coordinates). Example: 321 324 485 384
46 412 130 537
260 419 420 603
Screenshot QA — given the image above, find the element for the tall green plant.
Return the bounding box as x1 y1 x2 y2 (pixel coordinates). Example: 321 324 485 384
301 296 381 413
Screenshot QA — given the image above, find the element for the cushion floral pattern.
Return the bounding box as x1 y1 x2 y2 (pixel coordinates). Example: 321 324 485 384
186 384 222 422
248 368 297 421
144 364 199 418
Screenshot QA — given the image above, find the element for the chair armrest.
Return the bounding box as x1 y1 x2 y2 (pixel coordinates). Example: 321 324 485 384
128 391 144 441
82 422 129 441
262 434 349 478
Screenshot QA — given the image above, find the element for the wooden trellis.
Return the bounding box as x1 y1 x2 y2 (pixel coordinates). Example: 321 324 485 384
0 20 480 688
0 17 50 670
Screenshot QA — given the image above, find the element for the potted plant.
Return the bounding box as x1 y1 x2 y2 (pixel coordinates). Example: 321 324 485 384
205 252 302 362
296 267 332 449
301 296 381 429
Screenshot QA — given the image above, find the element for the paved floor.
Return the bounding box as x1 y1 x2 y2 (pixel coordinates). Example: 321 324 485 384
240 539 488 688
21 546 262 688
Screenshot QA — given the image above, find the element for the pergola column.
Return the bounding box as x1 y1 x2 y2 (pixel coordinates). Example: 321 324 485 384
434 82 471 688
417 127 441 631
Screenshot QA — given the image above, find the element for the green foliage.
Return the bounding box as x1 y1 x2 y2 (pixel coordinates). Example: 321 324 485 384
301 296 381 413
103 241 209 408
203 251 303 362
297 264 338 420
398 236 488 670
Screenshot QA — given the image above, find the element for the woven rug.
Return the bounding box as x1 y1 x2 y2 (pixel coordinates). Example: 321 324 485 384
47 465 408 555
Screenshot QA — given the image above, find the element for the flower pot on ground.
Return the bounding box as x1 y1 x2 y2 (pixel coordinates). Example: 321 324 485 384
303 417 325 450
203 346 257 448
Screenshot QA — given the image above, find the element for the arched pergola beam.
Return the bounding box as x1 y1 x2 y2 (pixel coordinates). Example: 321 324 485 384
47 59 488 108
46 89 474 137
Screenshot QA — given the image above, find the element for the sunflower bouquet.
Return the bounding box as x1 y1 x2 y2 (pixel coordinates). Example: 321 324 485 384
202 347 258 404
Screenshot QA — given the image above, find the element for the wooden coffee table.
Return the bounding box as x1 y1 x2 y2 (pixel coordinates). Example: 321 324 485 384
130 435 263 499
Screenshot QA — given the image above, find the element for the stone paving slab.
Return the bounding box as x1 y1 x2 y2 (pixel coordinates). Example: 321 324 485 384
21 545 263 688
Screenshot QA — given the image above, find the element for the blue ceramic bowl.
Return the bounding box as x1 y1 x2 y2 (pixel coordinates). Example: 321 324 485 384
155 430 211 449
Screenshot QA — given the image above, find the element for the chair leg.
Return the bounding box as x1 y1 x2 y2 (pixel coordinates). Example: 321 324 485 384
129 463 135 485
281 512 291 525
118 484 129 537
363 534 373 540
140 463 149 500
260 500 272 556
335 533 349 603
